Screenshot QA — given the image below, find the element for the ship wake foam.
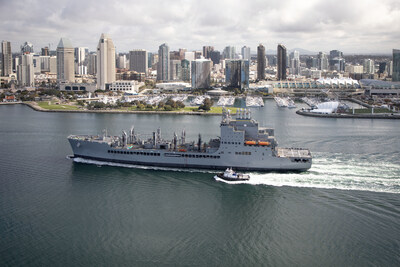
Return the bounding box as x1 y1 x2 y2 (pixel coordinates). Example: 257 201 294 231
70 153 400 194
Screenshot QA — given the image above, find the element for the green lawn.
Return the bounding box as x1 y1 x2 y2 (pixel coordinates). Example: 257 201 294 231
351 108 391 114
182 106 237 113
37 101 80 110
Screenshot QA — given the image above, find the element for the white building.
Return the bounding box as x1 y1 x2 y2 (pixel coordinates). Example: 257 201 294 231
17 53 34 87
363 59 375 74
97 33 116 90
109 80 143 94
184 51 195 62
56 38 75 83
75 47 88 75
129 49 148 75
241 46 251 61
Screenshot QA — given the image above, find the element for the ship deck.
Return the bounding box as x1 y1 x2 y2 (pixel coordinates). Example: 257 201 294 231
277 147 311 158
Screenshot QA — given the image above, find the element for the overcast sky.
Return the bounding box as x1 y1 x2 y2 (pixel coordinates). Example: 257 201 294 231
1 0 399 55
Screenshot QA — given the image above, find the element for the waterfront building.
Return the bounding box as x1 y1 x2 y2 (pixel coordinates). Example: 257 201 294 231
21 42 34 54
277 44 287 80
241 46 251 61
56 38 75 83
17 53 34 87
209 51 221 65
225 59 249 90
392 49 400 82
109 80 142 94
157 43 170 81
1 41 12 76
257 44 266 80
191 59 211 89
59 82 96 92
203 46 214 59
129 49 148 75
96 33 116 90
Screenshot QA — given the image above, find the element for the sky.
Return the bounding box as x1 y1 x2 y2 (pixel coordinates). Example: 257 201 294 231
1 0 399 55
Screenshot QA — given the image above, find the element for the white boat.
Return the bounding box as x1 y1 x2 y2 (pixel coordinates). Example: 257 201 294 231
214 168 250 181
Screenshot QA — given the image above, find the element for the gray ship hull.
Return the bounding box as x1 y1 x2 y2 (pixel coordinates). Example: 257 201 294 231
68 138 312 172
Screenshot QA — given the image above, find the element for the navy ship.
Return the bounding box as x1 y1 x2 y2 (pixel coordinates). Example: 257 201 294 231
68 109 312 171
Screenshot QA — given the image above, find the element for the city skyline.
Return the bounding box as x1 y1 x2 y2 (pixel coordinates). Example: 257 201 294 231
1 0 399 54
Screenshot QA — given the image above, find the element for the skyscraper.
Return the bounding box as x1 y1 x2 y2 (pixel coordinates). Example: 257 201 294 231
223 46 235 60
1 41 12 76
97 33 116 90
191 59 211 89
317 52 329 70
277 44 287 80
209 51 221 65
75 47 88 75
363 59 375 74
290 50 300 75
41 46 49 56
225 59 249 90
170 60 182 81
257 44 266 80
329 50 345 71
87 53 97 75
181 59 190 82
17 53 34 87
56 38 75 82
129 49 148 75
241 46 251 61
157 43 170 81
392 49 400 82
203 46 214 59
21 42 34 54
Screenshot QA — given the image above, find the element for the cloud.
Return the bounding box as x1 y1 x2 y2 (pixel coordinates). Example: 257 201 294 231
0 0 399 54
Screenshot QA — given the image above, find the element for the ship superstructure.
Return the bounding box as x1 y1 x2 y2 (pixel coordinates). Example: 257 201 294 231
68 109 312 171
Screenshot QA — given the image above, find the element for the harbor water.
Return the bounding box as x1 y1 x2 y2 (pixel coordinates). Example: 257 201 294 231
0 101 399 266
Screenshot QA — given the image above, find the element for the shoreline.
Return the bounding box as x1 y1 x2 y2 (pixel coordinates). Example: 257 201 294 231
1 102 223 116
296 110 400 119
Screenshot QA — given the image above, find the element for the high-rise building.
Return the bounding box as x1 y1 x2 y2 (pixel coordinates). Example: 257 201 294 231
96 33 116 89
289 50 300 75
117 54 127 69
147 52 153 68
181 59 190 82
21 42 34 54
378 62 387 74
317 52 329 70
56 38 75 82
17 53 34 87
49 56 57 74
41 47 49 56
75 47 88 75
277 44 287 80
329 49 345 71
87 53 97 75
184 51 195 62
170 60 182 81
241 46 251 61
191 59 211 89
257 44 266 80
363 59 375 74
1 41 12 76
392 49 400 82
178 48 187 60
129 49 148 75
223 46 235 60
209 51 221 65
157 43 170 81
225 59 249 90
203 46 214 59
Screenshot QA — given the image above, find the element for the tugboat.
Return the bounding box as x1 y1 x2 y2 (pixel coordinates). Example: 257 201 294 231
215 168 250 181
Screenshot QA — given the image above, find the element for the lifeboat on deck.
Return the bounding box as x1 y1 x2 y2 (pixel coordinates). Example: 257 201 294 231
245 140 256 145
